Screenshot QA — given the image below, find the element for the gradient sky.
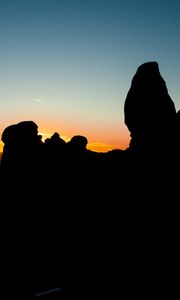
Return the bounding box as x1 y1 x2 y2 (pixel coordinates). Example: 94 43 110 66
0 0 180 152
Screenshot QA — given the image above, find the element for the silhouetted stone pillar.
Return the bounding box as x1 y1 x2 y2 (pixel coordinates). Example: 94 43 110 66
124 61 176 154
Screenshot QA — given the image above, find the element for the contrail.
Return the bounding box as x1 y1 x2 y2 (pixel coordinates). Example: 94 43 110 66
29 97 44 103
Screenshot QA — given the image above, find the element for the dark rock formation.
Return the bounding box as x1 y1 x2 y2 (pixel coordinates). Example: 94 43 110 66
1 120 43 179
124 61 176 154
1 62 179 298
45 132 66 146
176 110 180 151
177 110 180 131
67 135 88 151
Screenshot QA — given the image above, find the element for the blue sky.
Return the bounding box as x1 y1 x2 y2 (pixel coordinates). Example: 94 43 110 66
0 0 180 151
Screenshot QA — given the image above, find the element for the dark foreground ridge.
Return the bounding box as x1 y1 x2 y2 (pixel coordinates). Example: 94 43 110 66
1 62 180 299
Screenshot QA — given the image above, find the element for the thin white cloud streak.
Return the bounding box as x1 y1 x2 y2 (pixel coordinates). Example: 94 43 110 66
29 97 44 103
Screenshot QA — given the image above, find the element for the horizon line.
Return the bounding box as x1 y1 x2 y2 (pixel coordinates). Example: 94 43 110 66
0 140 127 155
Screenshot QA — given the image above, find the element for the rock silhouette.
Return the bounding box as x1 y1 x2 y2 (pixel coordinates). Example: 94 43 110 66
124 61 176 154
0 61 179 299
45 132 66 147
177 110 180 141
1 121 42 171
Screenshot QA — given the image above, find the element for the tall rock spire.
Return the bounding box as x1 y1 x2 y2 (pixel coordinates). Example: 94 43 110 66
124 61 176 152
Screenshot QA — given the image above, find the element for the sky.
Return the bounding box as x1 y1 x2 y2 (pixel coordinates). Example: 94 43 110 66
0 0 180 153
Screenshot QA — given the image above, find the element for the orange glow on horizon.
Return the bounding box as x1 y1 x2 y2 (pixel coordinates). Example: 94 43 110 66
38 129 128 152
0 123 130 154
87 142 127 152
37 121 130 152
0 141 3 154
0 138 127 155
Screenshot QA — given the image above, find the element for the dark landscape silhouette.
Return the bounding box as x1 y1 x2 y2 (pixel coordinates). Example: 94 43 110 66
1 61 179 299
